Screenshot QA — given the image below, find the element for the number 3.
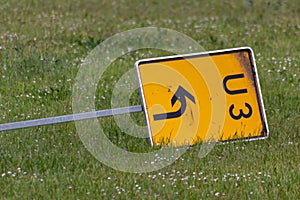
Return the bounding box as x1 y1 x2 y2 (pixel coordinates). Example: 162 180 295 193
229 103 252 120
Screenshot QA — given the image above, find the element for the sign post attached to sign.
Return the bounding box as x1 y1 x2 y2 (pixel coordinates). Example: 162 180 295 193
0 47 268 147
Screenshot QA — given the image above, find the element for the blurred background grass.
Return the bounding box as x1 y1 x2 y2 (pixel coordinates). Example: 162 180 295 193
0 0 299 199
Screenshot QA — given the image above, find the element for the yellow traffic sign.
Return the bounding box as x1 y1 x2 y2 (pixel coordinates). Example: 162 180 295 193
135 47 269 146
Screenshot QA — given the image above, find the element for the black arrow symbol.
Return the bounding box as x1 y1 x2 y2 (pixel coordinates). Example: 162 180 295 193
153 86 196 121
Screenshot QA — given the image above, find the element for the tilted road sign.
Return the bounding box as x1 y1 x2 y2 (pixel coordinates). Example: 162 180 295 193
135 47 268 146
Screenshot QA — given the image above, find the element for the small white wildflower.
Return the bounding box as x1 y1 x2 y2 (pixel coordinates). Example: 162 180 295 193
181 176 189 181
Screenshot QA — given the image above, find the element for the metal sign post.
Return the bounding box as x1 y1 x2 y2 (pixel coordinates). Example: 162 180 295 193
0 105 142 131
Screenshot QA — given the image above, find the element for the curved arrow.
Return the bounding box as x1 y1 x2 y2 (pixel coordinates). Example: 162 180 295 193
153 86 196 121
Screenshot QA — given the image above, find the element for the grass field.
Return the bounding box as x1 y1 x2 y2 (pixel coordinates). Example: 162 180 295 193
0 0 299 199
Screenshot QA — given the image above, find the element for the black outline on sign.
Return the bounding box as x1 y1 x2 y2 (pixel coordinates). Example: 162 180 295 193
153 86 196 120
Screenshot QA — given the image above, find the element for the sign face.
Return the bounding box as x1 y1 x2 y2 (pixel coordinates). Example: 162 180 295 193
135 47 269 146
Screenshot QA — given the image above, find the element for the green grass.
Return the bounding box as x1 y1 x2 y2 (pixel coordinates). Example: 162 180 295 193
0 0 299 199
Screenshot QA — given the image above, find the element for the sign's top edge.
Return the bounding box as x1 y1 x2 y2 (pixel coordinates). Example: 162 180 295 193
135 46 254 66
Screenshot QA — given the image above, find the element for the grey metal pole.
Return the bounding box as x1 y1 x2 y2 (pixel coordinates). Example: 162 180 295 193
0 105 143 131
